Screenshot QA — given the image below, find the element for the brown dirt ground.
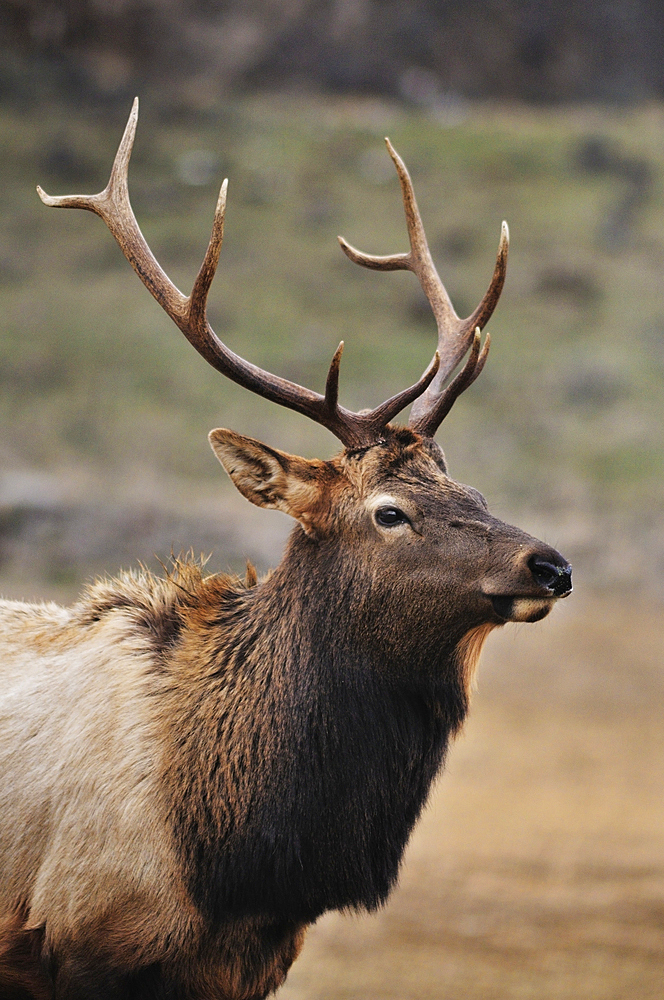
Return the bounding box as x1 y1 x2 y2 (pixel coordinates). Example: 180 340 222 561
280 595 664 999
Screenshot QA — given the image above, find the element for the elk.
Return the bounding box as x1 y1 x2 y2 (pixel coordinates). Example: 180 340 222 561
0 99 571 1000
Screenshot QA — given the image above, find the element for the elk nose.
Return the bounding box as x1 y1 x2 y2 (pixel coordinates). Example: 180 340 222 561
528 556 573 597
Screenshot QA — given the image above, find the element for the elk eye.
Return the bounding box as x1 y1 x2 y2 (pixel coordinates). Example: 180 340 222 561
375 506 409 527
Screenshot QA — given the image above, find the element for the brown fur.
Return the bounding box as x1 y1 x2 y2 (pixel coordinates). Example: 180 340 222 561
0 429 570 1000
0 908 49 1000
23 113 576 998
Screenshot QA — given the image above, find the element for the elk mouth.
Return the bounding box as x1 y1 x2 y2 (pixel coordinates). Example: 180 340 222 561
489 594 559 623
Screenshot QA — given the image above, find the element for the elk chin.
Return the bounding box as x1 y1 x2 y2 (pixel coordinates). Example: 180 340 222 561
489 595 556 623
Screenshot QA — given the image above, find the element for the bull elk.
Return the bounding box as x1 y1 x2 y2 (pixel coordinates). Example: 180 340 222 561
0 99 571 1000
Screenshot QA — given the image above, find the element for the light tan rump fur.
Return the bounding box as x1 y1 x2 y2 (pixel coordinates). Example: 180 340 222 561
0 572 204 975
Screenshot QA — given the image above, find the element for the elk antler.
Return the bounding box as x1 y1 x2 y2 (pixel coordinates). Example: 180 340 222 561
338 138 509 439
37 99 439 450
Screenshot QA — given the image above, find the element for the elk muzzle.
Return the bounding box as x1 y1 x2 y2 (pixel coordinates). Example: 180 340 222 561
484 543 572 623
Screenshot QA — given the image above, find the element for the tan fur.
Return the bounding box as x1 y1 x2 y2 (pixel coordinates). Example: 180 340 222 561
455 623 497 700
0 576 201 971
245 561 258 588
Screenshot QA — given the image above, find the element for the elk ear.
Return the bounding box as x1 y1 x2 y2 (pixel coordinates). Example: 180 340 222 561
208 428 326 531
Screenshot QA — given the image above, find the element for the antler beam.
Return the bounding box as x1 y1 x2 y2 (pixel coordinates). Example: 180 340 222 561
37 99 440 450
338 138 508 437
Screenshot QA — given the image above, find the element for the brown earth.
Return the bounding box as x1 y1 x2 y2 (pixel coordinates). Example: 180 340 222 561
280 596 664 999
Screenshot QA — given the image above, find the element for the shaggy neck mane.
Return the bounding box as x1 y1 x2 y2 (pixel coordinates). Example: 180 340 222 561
75 538 490 928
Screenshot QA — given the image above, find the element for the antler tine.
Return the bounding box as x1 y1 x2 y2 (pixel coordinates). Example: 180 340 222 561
339 139 508 437
324 342 344 413
37 99 189 326
37 100 442 450
410 329 489 437
408 220 507 433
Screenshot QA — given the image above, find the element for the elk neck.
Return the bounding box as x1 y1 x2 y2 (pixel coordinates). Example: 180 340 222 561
158 526 475 928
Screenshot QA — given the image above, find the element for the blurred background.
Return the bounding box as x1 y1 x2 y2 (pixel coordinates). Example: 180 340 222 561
1 2 663 997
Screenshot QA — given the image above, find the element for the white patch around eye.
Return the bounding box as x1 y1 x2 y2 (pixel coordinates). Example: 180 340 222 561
368 493 414 531
368 493 402 515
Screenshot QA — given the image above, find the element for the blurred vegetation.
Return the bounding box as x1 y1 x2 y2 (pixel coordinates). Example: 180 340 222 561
0 93 663 595
3 1 664 105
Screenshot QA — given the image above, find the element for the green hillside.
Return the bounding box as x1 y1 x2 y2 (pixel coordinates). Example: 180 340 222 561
1 95 662 596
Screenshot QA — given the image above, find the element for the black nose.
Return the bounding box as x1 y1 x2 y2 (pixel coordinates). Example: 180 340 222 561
528 556 573 597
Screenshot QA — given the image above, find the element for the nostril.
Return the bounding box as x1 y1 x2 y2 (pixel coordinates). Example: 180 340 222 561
528 557 558 587
528 556 573 596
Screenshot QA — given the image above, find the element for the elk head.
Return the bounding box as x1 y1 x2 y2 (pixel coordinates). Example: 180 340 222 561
37 99 572 660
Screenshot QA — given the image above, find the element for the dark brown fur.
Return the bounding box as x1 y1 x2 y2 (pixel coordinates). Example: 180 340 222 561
0 909 49 1000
